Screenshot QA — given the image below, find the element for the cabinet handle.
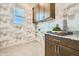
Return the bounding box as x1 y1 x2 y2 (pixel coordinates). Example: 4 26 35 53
54 39 60 42
57 46 59 55
55 45 57 53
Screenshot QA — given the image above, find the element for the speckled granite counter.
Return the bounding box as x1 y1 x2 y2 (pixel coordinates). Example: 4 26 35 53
46 32 79 41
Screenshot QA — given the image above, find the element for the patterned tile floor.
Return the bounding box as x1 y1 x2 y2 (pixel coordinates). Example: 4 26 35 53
0 40 44 56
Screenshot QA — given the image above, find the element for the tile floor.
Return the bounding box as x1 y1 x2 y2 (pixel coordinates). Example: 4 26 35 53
0 40 44 56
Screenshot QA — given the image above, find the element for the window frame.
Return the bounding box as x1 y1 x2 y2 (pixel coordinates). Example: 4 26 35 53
12 4 25 26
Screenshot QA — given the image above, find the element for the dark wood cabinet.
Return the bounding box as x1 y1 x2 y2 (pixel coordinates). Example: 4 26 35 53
45 34 79 56
32 3 55 24
44 3 55 19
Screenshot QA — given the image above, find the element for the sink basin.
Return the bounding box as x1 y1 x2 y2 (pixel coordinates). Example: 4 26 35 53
47 31 73 36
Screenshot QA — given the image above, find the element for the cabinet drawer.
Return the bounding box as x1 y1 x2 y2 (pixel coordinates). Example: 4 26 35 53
45 34 60 43
55 37 79 51
59 45 79 56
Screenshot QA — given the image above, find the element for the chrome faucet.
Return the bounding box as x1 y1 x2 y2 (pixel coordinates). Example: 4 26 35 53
63 19 68 32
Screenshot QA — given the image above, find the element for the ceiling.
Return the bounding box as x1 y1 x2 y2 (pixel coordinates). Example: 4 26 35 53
24 3 38 9
18 3 46 10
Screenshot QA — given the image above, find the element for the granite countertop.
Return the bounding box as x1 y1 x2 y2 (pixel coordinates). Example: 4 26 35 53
46 32 79 41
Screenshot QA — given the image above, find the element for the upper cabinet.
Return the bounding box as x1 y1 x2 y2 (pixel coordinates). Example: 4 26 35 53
32 3 55 24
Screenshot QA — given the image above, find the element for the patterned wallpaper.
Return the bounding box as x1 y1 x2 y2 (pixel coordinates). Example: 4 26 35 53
0 4 36 48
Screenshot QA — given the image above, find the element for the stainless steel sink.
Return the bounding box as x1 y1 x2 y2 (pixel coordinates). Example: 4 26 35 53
47 31 73 36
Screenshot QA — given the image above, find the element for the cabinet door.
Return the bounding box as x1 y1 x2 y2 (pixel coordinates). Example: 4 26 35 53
45 40 57 56
59 45 79 56
44 3 50 19
39 3 45 21
34 5 40 22
50 3 55 18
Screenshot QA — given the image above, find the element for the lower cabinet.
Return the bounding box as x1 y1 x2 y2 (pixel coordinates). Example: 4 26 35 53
45 34 79 56
45 40 79 56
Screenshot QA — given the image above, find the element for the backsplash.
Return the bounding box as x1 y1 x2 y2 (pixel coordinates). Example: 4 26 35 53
37 19 63 33
37 18 79 33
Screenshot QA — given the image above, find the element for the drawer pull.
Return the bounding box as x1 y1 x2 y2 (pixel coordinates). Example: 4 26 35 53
54 39 60 42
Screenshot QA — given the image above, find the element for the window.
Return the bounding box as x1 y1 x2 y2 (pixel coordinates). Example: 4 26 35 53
15 7 24 17
13 6 25 25
14 16 24 25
